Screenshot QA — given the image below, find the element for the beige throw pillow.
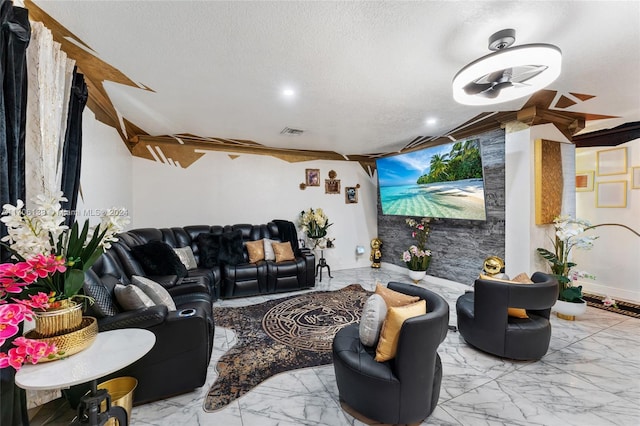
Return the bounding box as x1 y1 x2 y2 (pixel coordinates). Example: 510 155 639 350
375 300 427 362
272 241 295 263
245 240 265 263
374 283 420 307
480 273 533 318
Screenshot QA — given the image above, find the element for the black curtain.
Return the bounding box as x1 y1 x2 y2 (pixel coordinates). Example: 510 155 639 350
0 1 30 424
60 67 87 224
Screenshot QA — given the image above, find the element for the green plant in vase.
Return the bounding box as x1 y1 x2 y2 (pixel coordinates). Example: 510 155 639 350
536 215 597 303
402 218 432 271
299 207 332 249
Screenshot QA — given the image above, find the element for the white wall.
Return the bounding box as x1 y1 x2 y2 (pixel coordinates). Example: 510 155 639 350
574 138 640 302
131 152 378 270
505 123 574 277
74 109 133 226
504 122 534 275
505 123 639 302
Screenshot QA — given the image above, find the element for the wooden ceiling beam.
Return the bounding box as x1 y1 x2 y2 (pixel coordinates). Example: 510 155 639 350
572 121 640 147
25 2 631 167
131 135 349 165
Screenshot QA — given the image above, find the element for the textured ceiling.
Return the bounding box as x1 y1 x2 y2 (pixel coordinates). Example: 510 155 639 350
30 0 640 157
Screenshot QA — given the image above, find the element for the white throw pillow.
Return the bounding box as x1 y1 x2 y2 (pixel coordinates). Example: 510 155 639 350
114 284 155 311
263 238 277 261
173 246 198 270
359 294 388 347
131 275 177 311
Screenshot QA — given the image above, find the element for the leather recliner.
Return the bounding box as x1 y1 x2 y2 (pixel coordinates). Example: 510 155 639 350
456 271 559 360
332 282 450 424
65 250 215 405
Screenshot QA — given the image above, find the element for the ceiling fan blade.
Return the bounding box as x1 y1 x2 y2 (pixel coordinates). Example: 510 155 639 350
512 65 548 83
480 81 513 98
487 69 507 83
480 88 501 99
463 82 494 95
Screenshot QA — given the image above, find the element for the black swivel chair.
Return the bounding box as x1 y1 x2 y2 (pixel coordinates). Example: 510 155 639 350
456 272 559 360
332 282 450 424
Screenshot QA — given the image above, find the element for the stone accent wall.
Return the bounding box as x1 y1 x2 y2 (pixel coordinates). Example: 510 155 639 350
377 129 505 285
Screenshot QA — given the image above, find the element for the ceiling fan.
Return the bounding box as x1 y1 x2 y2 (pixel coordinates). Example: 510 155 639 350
452 29 562 105
463 65 549 99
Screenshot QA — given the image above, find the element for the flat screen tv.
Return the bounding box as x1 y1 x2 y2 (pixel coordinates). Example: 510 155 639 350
376 139 487 220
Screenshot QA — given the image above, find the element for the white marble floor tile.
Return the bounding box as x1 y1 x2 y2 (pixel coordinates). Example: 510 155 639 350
33 265 640 426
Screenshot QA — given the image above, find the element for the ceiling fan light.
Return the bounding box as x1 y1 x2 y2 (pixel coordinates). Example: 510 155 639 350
452 43 562 106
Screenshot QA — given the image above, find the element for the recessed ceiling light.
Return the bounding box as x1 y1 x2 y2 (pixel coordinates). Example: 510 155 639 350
425 118 437 126
283 88 296 97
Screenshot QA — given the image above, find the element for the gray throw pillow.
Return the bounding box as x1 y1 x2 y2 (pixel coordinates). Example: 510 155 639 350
359 294 388 347
173 246 198 270
114 284 155 311
131 275 177 311
263 238 276 261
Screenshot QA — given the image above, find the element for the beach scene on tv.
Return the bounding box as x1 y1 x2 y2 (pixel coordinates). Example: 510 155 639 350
377 140 487 220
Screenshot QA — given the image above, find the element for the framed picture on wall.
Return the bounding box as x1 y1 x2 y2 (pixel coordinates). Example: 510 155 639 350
325 179 340 194
576 170 594 192
345 186 358 203
596 180 627 208
596 147 627 176
633 167 640 189
305 169 320 186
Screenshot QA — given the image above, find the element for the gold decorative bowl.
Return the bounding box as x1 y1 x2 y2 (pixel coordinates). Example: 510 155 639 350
24 316 98 362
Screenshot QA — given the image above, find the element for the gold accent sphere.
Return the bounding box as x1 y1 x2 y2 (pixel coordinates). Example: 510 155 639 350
483 256 505 275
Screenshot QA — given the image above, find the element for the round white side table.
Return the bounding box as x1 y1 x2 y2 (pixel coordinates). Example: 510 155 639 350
16 328 155 425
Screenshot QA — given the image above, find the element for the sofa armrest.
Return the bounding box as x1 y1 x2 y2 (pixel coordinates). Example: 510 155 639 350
299 248 316 287
148 275 179 288
97 305 168 331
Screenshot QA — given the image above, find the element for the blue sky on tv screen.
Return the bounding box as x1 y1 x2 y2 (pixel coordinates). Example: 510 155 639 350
377 144 452 187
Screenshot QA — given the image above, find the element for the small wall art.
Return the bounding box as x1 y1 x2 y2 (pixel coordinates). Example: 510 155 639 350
325 179 340 194
633 167 640 189
596 147 627 176
305 169 320 186
596 180 627 208
325 170 340 194
575 170 594 192
534 139 563 224
345 185 359 204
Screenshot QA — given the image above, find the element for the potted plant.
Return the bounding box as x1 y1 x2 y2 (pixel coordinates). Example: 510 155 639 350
402 218 432 283
299 207 332 249
0 192 129 368
536 215 597 319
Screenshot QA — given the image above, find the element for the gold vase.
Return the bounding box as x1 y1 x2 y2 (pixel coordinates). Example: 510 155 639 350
32 299 83 338
25 316 98 362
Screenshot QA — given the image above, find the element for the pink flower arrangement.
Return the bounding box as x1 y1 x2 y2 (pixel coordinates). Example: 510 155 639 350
0 193 130 370
403 218 433 271
0 255 64 370
603 295 618 309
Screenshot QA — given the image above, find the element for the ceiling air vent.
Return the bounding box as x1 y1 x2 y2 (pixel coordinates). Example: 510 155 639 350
280 127 304 135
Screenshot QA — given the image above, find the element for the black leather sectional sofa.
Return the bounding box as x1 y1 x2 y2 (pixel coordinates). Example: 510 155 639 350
72 219 315 405
115 219 315 300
